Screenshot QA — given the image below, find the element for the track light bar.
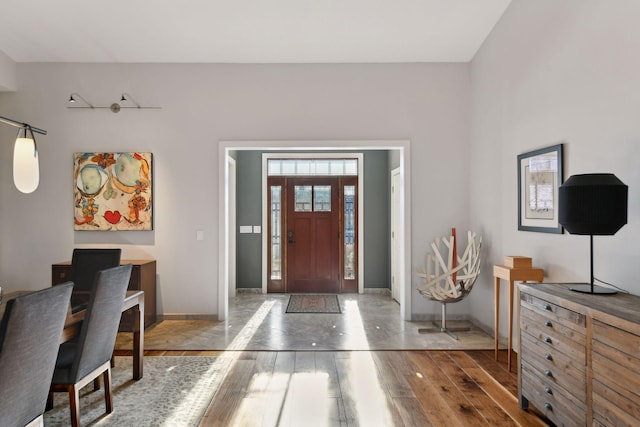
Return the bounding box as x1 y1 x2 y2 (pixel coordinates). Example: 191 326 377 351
0 115 47 135
67 92 160 113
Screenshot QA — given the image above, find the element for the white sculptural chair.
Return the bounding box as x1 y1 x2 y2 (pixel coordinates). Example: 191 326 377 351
417 230 482 339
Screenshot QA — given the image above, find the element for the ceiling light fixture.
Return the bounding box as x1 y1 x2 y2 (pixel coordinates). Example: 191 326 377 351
0 115 46 194
67 93 159 113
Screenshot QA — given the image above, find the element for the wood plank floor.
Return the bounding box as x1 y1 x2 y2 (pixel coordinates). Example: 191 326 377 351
145 349 548 426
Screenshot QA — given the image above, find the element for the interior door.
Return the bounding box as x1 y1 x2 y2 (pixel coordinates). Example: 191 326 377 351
286 178 339 293
391 168 400 302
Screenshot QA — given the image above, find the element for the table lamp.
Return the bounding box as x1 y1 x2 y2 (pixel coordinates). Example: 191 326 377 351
558 173 628 294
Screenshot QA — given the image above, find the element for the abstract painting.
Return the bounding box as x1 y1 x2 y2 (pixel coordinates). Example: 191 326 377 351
74 152 153 231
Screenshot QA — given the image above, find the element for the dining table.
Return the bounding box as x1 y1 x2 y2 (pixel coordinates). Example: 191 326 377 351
0 289 145 380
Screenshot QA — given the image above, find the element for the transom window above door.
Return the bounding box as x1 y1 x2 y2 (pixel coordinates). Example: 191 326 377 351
267 159 358 176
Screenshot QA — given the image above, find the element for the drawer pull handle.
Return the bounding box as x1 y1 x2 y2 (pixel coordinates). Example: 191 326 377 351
545 354 553 361
545 320 553 327
544 304 552 311
544 336 553 344
545 370 553 378
544 403 553 411
545 386 553 395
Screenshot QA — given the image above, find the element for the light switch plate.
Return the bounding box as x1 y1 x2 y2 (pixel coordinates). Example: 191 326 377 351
253 226 261 233
239 225 253 233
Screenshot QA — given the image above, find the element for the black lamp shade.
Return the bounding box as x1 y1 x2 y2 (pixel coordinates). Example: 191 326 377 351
559 173 628 235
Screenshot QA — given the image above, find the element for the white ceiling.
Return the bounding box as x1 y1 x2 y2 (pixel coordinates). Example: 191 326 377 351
0 0 511 63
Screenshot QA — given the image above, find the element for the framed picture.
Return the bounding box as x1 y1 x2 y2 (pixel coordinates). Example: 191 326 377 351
517 144 563 233
73 152 153 231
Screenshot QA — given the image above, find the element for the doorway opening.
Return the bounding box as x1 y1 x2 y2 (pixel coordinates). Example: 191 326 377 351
219 140 412 321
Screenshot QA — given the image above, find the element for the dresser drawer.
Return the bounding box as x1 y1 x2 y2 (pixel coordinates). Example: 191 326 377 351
521 362 585 427
593 320 640 361
592 320 640 426
521 335 586 394
521 293 586 333
592 379 640 427
520 305 585 346
52 265 71 285
520 319 586 363
592 320 640 404
521 331 585 381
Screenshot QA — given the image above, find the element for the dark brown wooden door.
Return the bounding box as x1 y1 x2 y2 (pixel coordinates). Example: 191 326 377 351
286 178 339 293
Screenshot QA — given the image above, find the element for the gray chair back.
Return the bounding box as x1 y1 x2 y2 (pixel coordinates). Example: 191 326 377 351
69 248 121 311
0 282 73 427
70 264 131 382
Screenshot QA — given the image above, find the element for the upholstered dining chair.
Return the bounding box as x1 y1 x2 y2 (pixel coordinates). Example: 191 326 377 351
49 264 132 427
69 248 121 312
0 282 74 427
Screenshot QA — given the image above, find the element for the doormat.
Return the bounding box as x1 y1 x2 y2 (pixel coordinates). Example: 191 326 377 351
286 294 341 313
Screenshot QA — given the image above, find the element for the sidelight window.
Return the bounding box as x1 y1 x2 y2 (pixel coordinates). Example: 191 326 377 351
270 185 282 280
343 185 355 280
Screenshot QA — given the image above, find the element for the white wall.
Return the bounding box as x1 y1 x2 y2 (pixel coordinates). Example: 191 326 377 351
0 50 16 91
469 0 640 336
0 63 471 318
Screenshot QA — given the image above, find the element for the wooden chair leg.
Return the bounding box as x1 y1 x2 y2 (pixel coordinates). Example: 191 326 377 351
104 368 114 414
68 385 81 427
93 377 101 391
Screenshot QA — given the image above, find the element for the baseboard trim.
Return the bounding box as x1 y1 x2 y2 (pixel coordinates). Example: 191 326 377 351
236 288 263 294
158 314 217 321
363 288 391 295
411 313 470 322
235 288 391 295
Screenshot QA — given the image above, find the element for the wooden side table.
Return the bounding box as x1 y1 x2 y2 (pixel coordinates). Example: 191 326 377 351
52 259 157 330
493 262 544 371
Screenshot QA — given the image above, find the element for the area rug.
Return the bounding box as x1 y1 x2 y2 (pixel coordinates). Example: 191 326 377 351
286 294 341 313
44 356 232 427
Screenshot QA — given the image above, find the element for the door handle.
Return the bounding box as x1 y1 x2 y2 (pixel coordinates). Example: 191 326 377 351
287 231 295 244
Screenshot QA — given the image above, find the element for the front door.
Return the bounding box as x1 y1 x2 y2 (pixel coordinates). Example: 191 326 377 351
286 178 339 293
267 175 358 293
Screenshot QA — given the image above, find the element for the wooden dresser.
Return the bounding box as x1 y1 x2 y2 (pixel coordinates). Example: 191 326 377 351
518 283 640 426
52 259 157 331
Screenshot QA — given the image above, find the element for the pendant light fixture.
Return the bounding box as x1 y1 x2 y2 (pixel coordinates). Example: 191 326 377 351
0 115 46 194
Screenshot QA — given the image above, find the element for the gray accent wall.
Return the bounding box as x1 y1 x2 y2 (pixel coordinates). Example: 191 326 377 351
235 150 391 290
236 151 263 288
362 150 391 288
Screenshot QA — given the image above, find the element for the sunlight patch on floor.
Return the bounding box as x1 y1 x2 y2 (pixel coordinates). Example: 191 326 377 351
340 299 394 425
280 372 331 426
341 299 370 349
162 300 276 426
